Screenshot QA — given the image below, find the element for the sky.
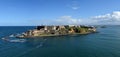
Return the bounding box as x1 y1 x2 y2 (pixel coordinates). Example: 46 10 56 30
0 0 120 26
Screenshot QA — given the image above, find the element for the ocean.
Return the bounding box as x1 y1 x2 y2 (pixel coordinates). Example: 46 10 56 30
0 26 120 57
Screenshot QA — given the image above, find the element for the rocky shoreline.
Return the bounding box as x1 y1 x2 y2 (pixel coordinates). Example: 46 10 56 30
16 25 97 38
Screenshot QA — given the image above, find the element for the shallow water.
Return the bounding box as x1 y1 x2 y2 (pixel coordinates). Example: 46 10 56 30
0 26 120 57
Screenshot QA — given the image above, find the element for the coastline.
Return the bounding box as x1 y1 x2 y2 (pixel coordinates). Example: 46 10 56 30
16 25 97 38
16 33 87 38
16 26 96 38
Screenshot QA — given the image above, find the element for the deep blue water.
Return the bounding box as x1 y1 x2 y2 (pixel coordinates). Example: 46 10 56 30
0 26 120 57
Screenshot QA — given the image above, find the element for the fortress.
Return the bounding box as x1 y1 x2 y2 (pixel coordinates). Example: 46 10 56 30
17 25 96 38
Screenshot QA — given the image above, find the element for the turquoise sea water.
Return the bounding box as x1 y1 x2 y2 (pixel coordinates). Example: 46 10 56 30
0 26 120 57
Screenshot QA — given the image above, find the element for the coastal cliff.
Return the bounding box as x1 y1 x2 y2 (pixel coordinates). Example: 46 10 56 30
17 25 96 38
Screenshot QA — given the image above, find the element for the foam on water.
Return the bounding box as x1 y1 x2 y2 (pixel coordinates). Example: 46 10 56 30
0 26 120 57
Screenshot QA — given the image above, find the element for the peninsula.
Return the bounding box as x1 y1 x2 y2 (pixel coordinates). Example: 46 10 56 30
17 25 96 38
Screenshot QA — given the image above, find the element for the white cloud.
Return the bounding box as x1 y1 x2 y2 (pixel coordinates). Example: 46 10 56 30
92 11 120 20
71 6 79 10
47 16 95 25
55 16 82 25
68 1 80 10
30 11 120 25
91 11 120 25
53 11 120 25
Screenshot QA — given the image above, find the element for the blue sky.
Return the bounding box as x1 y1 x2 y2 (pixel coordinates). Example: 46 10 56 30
0 0 120 26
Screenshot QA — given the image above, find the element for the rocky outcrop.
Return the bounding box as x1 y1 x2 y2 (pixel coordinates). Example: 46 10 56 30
17 25 96 38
